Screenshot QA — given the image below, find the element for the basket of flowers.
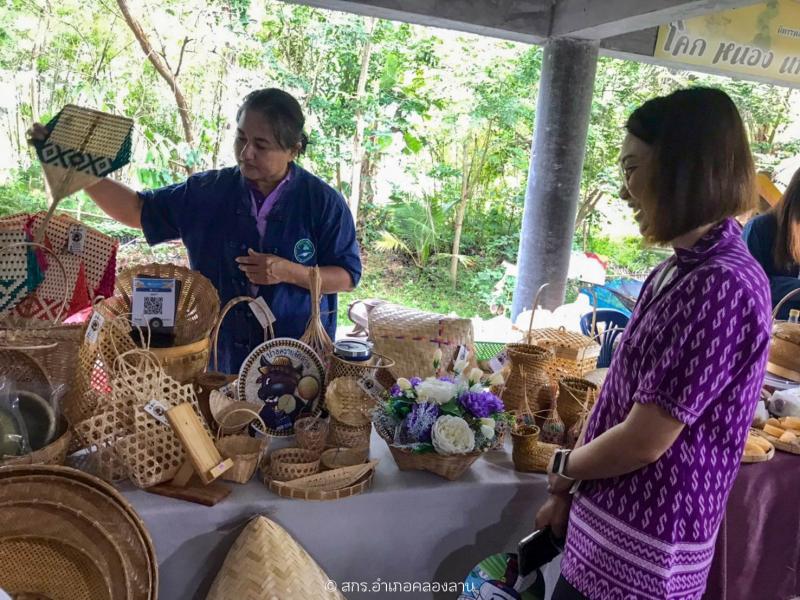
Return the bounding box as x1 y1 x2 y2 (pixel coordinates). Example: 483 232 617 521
373 353 511 480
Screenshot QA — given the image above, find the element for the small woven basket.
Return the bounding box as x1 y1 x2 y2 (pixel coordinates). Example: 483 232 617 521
540 399 566 445
503 344 554 413
295 416 330 454
325 377 375 427
216 408 269 484
321 446 369 470
511 424 542 473
267 448 321 482
275 461 377 492
328 418 371 450
328 352 396 382
387 445 481 480
558 377 597 431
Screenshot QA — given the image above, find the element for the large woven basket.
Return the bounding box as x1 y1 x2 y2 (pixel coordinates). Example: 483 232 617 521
215 407 268 484
368 303 475 379
767 289 800 381
206 516 345 599
0 420 72 467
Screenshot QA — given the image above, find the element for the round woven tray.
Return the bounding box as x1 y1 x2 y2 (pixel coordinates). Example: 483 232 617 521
0 535 112 600
0 465 157 599
321 447 369 470
267 448 321 482
267 469 374 501
751 428 800 455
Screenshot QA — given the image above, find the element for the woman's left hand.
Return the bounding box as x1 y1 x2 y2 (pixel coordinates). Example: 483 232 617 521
535 494 572 539
236 249 299 286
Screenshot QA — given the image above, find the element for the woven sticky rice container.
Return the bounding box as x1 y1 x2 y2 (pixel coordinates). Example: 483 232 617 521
558 377 597 431
503 344 554 413
511 424 541 473
368 303 475 379
215 408 269 484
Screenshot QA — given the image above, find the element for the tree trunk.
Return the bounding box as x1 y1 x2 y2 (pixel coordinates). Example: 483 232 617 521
116 0 195 173
575 188 604 229
450 137 472 288
348 17 376 223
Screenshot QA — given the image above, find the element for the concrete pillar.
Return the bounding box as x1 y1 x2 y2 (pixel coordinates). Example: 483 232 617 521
511 38 599 319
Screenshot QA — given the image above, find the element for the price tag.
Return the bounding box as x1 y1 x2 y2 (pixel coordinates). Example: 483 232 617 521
143 399 170 425
488 350 508 374
358 375 386 402
250 297 276 330
131 277 177 328
456 345 469 363
85 310 105 344
67 224 86 254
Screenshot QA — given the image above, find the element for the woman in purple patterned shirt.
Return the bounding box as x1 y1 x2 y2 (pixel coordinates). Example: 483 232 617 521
536 88 772 600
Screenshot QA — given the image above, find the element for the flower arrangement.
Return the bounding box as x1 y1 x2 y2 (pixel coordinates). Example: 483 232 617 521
374 350 512 458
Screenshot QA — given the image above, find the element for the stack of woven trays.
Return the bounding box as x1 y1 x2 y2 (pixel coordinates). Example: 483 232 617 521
0 464 157 600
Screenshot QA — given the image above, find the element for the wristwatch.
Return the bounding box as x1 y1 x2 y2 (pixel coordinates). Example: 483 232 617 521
550 448 574 480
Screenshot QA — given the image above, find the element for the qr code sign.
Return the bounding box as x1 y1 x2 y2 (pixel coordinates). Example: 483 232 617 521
143 296 163 315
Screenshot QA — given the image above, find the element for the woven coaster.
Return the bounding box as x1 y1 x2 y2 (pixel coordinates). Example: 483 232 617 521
33 105 133 201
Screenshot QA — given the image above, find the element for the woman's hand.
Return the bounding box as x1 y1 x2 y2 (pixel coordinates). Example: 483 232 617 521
236 249 303 286
26 123 48 145
535 494 572 539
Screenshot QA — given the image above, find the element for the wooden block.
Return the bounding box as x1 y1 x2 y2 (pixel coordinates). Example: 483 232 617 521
146 481 231 506
167 403 232 484
171 460 196 488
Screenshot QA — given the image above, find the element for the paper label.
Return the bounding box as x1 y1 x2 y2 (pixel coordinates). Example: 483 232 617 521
131 277 176 328
488 350 508 374
143 399 170 425
358 375 386 402
249 296 276 329
67 224 86 254
85 310 105 344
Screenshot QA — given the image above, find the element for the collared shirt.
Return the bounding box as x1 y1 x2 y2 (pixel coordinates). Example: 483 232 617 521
248 169 293 297
138 163 362 374
561 218 771 600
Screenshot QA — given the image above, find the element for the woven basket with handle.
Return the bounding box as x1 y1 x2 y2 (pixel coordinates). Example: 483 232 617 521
267 447 321 482
767 288 800 381
215 407 269 484
558 377 597 432
502 344 554 413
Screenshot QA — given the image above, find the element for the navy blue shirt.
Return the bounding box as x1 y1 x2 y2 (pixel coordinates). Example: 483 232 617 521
742 211 800 319
139 163 361 374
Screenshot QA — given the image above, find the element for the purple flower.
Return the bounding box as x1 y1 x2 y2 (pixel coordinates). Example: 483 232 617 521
459 391 505 418
438 375 454 383
390 384 402 397
409 377 422 387
406 402 440 443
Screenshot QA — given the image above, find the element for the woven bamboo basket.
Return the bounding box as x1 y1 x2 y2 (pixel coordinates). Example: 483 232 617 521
767 289 800 381
267 470 374 501
216 408 269 484
526 441 560 473
209 295 276 375
295 415 330 454
214 400 263 435
0 419 72 467
328 417 371 450
368 303 475 379
558 377 597 434
387 445 481 480
0 464 158 600
267 447 321 482
321 446 369 470
751 427 800 455
328 352 396 382
742 432 775 463
0 536 112 600
194 371 236 431
503 345 555 413
325 376 375 427
540 398 566 445
511 424 542 473
275 461 378 492
206 516 346 598
523 283 600 381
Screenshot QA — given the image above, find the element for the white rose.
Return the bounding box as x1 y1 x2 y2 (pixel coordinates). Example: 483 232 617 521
479 417 496 440
433 348 443 367
432 415 476 455
415 378 457 405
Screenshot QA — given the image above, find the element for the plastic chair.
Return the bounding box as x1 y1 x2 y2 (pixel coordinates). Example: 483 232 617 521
580 309 629 369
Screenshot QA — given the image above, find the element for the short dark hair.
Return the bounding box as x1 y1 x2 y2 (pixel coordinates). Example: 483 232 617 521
773 168 800 269
237 88 308 155
626 87 756 243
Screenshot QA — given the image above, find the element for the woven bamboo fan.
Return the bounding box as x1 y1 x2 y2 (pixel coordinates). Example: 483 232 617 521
33 105 133 203
368 303 475 379
524 283 600 381
206 516 346 599
767 288 800 381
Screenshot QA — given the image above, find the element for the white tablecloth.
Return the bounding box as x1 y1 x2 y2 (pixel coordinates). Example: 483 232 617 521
122 431 558 599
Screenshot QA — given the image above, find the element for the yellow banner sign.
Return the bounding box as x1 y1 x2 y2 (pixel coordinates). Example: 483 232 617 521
655 1 800 87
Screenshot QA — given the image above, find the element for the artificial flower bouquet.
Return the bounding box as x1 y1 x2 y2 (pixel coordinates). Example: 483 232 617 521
373 350 512 480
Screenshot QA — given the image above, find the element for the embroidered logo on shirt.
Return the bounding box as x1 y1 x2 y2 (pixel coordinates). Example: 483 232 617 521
294 239 315 263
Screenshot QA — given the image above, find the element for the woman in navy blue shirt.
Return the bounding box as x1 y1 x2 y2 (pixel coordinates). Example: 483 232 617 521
743 168 800 319
30 89 362 373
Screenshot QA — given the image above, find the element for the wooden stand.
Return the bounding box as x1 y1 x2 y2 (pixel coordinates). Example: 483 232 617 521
147 403 234 506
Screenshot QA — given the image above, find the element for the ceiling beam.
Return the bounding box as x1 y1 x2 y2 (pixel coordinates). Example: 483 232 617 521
551 0 763 39
283 0 551 44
